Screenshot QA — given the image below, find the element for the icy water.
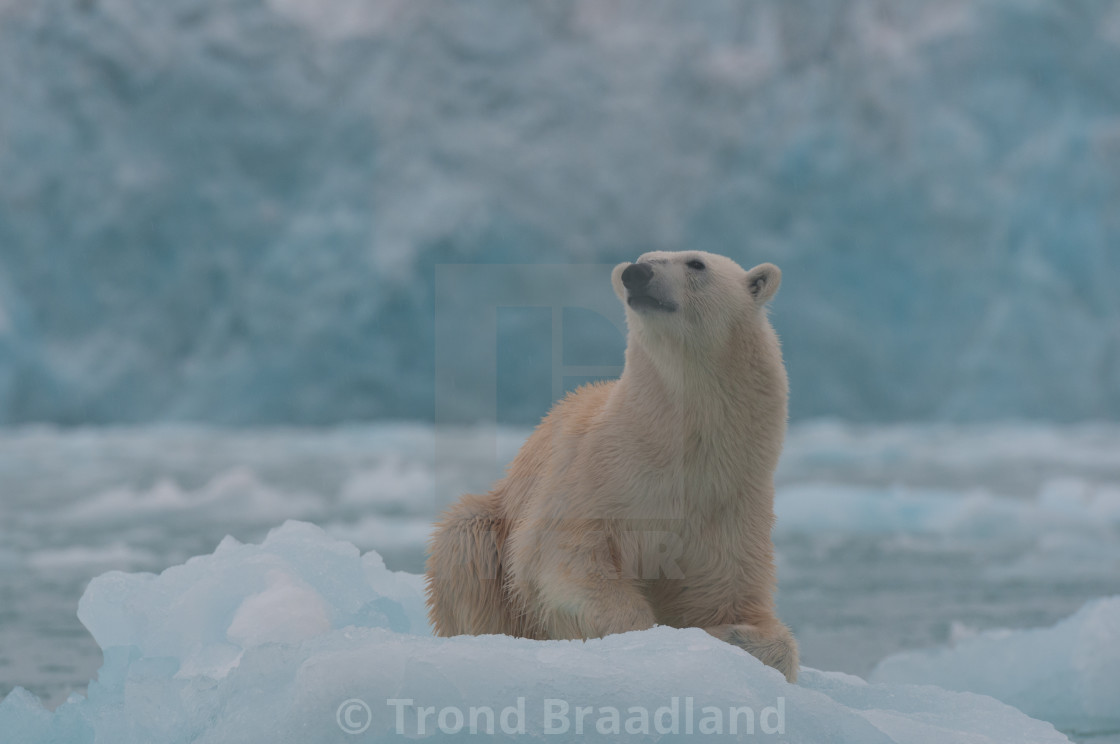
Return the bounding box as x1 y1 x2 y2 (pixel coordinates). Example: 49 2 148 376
2 422 1119 739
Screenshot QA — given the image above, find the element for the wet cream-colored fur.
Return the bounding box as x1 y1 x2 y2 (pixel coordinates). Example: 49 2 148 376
426 251 798 682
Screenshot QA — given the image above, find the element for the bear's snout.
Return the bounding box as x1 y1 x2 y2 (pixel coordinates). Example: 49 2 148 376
621 262 654 291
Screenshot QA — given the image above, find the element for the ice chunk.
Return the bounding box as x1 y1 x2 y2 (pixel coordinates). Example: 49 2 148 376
872 596 1120 736
226 570 331 646
0 521 1073 743
74 520 430 681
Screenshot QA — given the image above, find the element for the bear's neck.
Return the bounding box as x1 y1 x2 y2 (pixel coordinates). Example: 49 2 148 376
615 317 788 477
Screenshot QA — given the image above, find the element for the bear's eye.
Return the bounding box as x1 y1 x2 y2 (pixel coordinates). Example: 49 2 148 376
686 259 706 271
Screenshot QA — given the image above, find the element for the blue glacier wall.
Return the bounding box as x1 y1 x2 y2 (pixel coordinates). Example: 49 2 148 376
1 0 1119 425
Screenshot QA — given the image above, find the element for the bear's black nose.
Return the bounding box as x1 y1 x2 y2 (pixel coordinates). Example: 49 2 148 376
621 262 654 291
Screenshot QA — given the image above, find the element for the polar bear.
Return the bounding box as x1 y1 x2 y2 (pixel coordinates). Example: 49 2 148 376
426 250 798 682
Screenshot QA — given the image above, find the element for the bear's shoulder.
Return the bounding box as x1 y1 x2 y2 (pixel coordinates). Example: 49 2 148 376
543 379 616 433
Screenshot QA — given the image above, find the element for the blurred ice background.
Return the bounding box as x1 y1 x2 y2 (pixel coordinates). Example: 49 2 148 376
1 1 1119 741
3 0 1120 424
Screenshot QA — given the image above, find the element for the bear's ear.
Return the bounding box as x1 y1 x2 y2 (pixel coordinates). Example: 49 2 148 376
744 263 781 304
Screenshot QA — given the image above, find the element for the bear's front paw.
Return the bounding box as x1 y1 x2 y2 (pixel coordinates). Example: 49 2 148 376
709 622 799 683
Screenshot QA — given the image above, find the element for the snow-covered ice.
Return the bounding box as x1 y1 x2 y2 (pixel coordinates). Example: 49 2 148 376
872 596 1120 738
0 522 1077 743
2 421 1119 726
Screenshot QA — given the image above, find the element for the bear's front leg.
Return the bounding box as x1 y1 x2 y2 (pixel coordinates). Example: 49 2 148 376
705 621 799 683
520 525 657 640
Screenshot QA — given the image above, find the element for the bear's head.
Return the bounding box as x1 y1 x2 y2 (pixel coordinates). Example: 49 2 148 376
611 251 780 346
